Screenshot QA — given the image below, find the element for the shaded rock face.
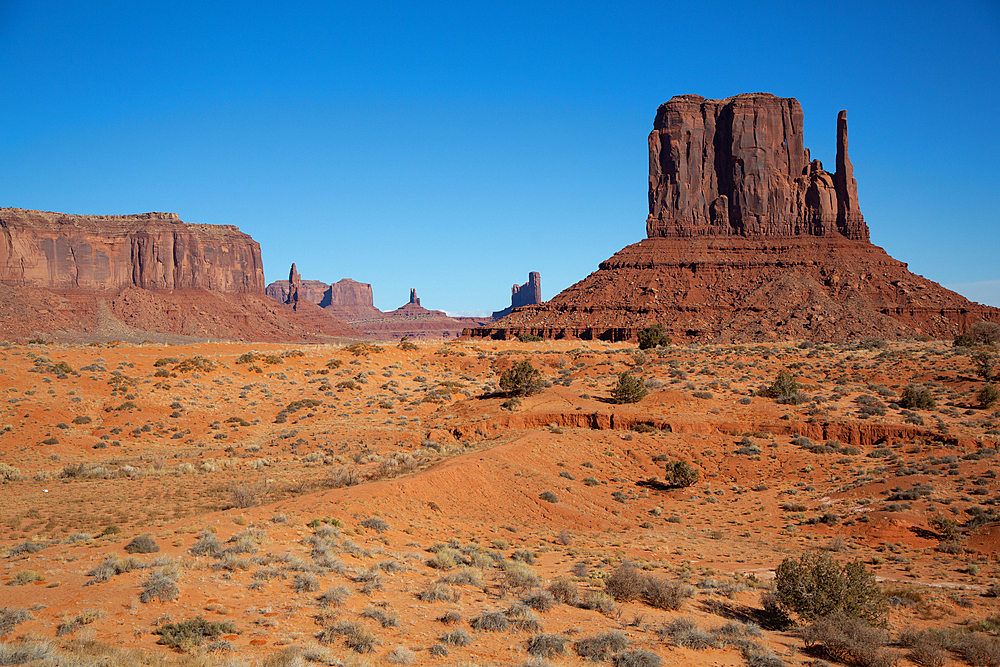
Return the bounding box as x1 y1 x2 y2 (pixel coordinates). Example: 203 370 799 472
511 272 542 309
287 263 301 309
492 272 542 320
646 93 868 241
265 279 329 305
0 208 264 292
409 289 420 306
468 93 999 343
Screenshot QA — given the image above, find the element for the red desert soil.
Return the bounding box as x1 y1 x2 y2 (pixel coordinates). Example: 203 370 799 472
0 337 998 665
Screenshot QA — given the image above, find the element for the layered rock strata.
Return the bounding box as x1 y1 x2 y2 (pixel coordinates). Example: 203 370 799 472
0 208 264 292
469 94 998 342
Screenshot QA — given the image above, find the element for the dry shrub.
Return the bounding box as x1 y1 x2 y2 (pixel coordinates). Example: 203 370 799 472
527 633 568 658
230 479 269 509
575 631 629 661
604 564 645 602
802 613 894 667
548 578 579 605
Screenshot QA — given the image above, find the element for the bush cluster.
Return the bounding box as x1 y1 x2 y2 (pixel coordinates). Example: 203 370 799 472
770 551 886 625
603 565 693 610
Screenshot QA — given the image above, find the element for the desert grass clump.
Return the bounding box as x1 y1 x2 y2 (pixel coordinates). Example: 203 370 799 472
614 650 663 667
386 645 416 665
291 572 320 593
317 620 380 653
441 567 484 587
521 588 557 612
316 585 350 608
230 478 270 509
581 590 616 614
139 567 180 603
548 578 579 604
124 534 159 554
420 582 462 602
8 570 42 586
360 516 390 533
189 529 221 557
441 628 473 646
0 463 22 483
86 554 144 583
0 640 57 663
361 605 400 628
574 631 629 661
0 607 32 637
470 610 510 633
507 603 543 632
503 560 541 590
527 633 568 658
153 617 238 650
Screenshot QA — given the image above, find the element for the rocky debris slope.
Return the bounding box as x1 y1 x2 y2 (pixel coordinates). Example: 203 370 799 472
469 93 998 343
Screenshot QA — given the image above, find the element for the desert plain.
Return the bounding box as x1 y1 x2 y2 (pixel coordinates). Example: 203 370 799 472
0 335 997 666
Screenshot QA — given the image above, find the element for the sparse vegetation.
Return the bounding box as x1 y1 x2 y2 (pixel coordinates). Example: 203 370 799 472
613 372 647 404
499 361 544 396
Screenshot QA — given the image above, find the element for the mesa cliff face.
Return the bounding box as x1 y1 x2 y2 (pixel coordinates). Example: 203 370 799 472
0 208 264 293
470 93 998 343
646 93 867 240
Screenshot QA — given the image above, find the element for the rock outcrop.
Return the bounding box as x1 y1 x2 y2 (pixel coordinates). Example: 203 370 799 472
0 208 361 342
287 263 301 310
469 94 999 343
0 208 264 292
265 278 330 305
409 289 420 306
646 93 868 241
492 272 542 320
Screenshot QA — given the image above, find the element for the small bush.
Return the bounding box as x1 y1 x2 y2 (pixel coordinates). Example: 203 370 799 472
802 612 892 667
979 383 1000 408
527 633 568 658
124 534 160 554
140 568 180 603
899 385 936 410
0 607 32 637
614 650 663 667
605 565 645 602
360 605 399 628
441 628 472 646
420 582 461 602
644 576 693 610
575 631 629 660
521 589 556 612
470 610 510 632
230 479 269 509
613 372 647 404
360 516 390 533
154 617 237 650
539 491 559 503
548 578 579 604
772 551 886 624
637 324 671 349
581 590 616 614
503 561 541 590
662 460 699 487
500 361 544 396
760 370 799 399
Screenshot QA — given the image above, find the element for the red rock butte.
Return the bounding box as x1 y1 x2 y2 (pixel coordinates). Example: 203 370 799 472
469 93 999 343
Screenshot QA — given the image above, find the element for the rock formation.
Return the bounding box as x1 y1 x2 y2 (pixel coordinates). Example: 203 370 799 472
492 272 542 320
645 93 867 240
0 208 360 342
409 289 420 306
0 208 264 292
469 93 999 343
287 263 301 310
265 278 330 305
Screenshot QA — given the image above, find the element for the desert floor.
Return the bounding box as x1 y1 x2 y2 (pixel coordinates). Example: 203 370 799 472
0 337 998 666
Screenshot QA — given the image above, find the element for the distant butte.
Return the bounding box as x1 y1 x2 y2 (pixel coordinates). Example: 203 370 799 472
469 93 999 343
492 272 542 320
0 209 358 342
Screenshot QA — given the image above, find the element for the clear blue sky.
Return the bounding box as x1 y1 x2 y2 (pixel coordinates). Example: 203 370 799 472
2 1 998 313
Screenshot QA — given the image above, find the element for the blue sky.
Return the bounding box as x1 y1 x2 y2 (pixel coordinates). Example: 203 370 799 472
2 1 998 313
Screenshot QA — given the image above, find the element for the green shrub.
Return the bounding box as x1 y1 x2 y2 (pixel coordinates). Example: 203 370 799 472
772 551 886 625
499 361 543 396
517 333 543 342
613 372 647 404
662 460 699 488
972 348 998 381
637 324 671 350
979 383 1000 408
759 370 799 399
899 385 936 410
